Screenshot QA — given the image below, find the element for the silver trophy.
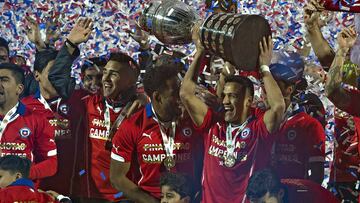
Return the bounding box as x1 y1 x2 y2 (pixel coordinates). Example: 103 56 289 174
139 0 271 70
139 0 200 44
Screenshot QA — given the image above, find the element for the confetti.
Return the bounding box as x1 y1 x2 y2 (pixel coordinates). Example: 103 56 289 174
79 169 86 176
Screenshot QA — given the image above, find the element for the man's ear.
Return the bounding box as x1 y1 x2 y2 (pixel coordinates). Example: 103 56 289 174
153 91 161 104
34 70 41 82
16 84 24 96
245 95 253 108
15 172 23 180
181 196 191 203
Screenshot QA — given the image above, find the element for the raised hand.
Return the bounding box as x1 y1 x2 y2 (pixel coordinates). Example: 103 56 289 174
304 0 325 27
25 15 46 49
337 26 357 51
67 18 93 45
45 15 62 45
192 22 204 52
258 36 273 67
127 21 150 50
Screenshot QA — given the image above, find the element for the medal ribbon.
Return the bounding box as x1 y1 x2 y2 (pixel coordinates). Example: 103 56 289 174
104 100 132 137
225 117 251 158
38 94 61 112
151 105 176 159
0 103 20 140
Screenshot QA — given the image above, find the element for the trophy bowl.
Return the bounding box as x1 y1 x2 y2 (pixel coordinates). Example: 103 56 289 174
139 0 200 44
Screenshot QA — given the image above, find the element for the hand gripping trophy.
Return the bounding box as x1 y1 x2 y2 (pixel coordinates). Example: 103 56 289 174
139 0 271 70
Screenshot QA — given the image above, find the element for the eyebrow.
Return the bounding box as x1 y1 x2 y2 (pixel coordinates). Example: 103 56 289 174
0 76 10 80
104 68 121 74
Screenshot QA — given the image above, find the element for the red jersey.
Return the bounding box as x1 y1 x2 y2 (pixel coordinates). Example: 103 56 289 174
272 112 326 179
21 90 87 196
197 108 272 203
0 178 59 203
330 110 359 183
281 179 340 203
111 104 203 199
0 102 57 181
82 93 131 201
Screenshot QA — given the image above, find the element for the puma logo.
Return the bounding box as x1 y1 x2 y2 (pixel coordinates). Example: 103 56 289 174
112 144 120 153
97 106 102 115
142 132 153 140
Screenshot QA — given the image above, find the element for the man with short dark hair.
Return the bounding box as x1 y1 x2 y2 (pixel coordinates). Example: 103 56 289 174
81 57 106 94
82 51 146 202
246 168 339 203
21 18 93 198
269 52 326 184
0 63 57 181
110 64 202 203
179 28 285 202
160 173 193 203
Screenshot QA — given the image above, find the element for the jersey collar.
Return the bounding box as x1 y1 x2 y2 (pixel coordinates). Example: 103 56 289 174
17 102 26 116
9 178 34 189
146 103 153 118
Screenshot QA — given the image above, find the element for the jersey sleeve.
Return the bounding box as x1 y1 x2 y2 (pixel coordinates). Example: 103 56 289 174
253 109 271 140
343 87 360 117
111 119 136 163
30 113 58 180
193 108 217 132
307 119 326 163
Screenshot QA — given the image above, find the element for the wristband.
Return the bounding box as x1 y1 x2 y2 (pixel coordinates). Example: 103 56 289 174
65 39 78 48
57 194 71 202
260 65 270 73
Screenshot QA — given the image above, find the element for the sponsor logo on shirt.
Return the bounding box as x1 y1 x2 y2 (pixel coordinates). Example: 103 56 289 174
142 132 153 140
19 128 31 138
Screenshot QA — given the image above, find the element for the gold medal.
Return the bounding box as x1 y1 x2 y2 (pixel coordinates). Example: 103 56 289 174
164 156 176 170
224 154 236 168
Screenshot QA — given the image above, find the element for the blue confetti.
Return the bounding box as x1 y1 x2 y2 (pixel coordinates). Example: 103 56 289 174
114 192 123 198
79 169 86 176
100 171 106 180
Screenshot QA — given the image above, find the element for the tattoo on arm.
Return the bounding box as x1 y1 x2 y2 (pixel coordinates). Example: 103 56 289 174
325 59 351 110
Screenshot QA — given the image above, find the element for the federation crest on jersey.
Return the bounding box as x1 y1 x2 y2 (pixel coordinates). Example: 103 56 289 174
182 127 192 137
19 127 31 138
59 104 68 115
287 130 297 141
241 128 251 139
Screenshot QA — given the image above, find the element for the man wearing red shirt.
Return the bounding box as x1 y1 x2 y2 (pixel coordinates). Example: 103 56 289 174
246 168 339 203
110 65 203 203
325 27 360 203
269 52 325 184
81 52 143 202
21 18 93 197
0 63 57 181
179 28 285 203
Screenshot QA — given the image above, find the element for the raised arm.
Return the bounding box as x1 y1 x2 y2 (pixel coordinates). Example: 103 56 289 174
325 26 360 116
260 36 286 133
304 0 335 68
48 18 93 99
179 25 208 126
